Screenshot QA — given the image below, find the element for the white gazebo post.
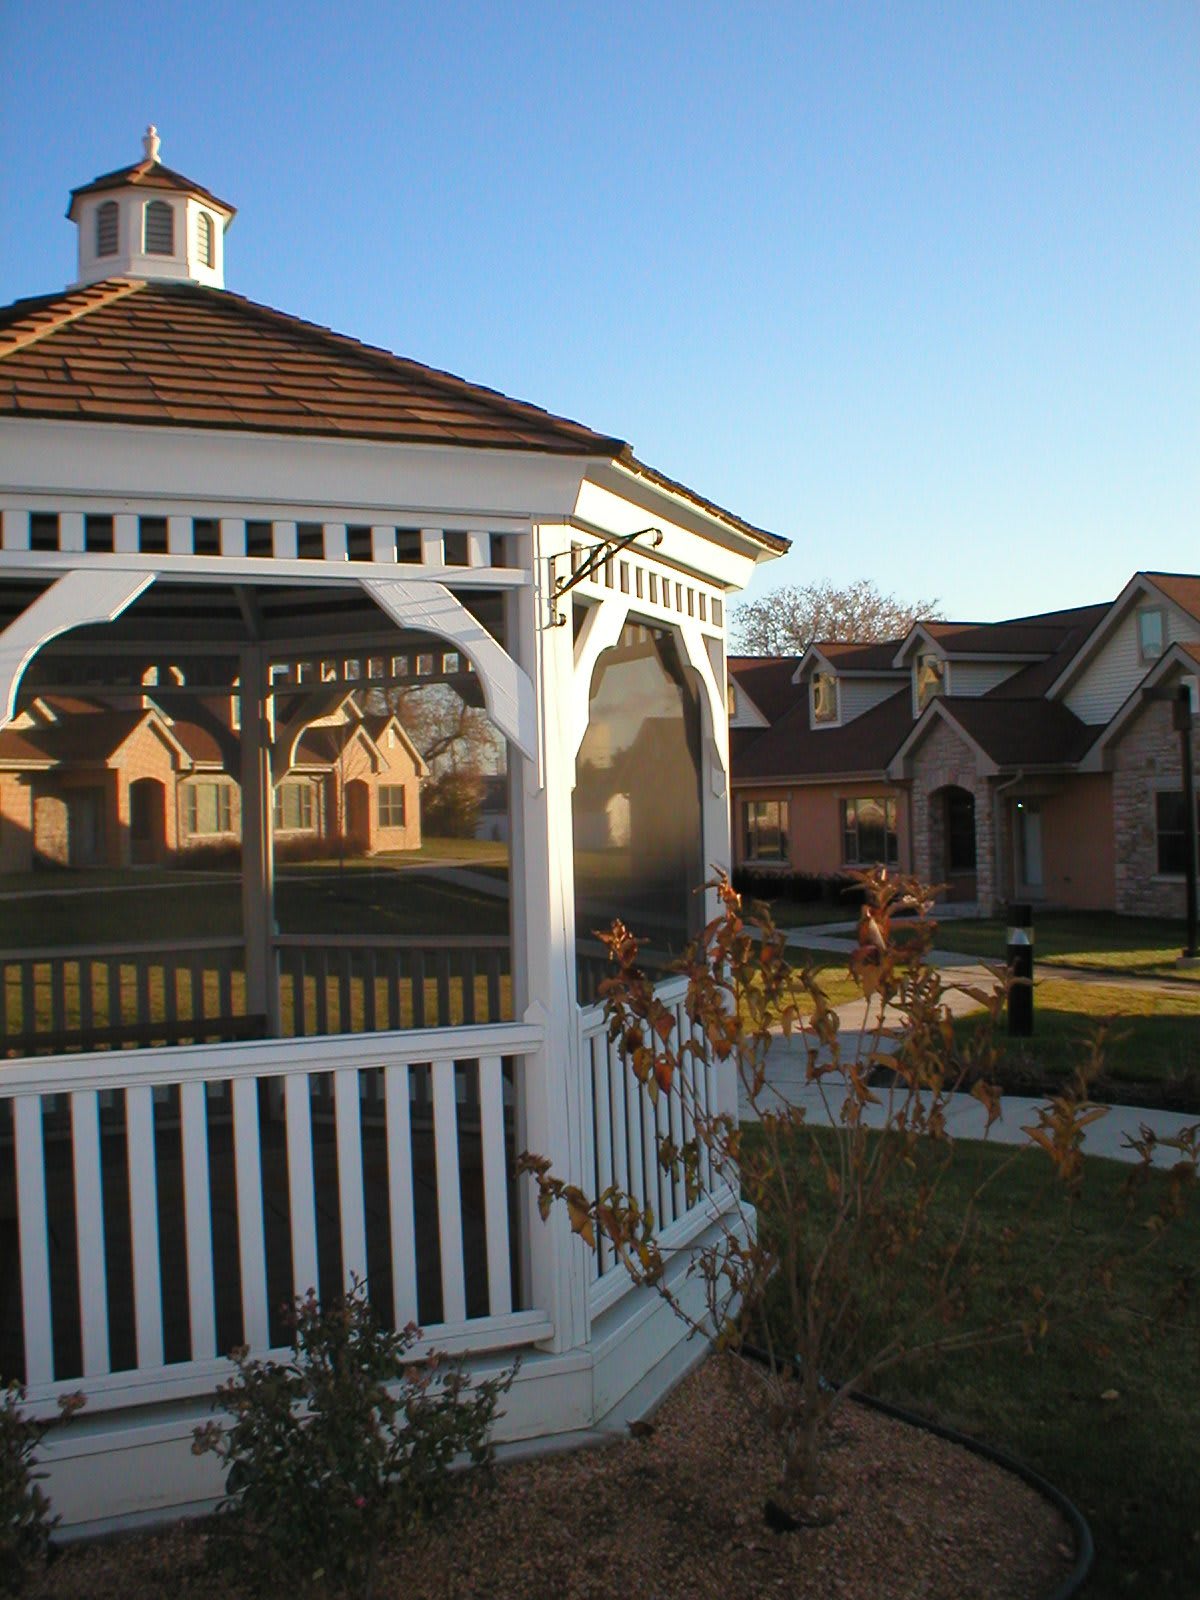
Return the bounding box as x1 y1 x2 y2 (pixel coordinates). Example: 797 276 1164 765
507 522 591 1354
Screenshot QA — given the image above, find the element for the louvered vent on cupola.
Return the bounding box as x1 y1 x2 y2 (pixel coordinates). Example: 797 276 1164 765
144 199 174 255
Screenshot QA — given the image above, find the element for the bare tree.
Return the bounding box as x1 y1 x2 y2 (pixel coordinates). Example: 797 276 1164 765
732 578 941 655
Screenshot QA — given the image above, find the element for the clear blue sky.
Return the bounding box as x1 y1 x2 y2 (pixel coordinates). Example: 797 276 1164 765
2 1 1196 624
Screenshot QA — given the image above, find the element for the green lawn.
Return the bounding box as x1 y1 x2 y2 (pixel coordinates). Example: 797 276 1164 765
954 977 1200 1105
928 912 1199 982
801 1142 1198 1600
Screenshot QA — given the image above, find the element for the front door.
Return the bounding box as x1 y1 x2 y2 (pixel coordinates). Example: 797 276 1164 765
68 787 107 867
1015 801 1044 896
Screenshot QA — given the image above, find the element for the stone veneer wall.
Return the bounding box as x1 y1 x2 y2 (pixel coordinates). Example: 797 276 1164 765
909 717 996 909
1111 695 1200 918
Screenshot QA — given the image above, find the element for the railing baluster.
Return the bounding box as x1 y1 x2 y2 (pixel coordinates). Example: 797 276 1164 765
232 1076 269 1350
410 950 426 1029
125 1084 164 1369
610 1029 630 1201
179 1078 216 1361
164 954 178 1034
70 1089 110 1377
50 960 67 1041
641 1059 659 1229
20 963 35 1054
669 1003 686 1220
136 955 152 1038
432 1058 466 1323
478 1055 512 1316
362 949 377 1033
384 1063 418 1328
435 952 451 1027
487 950 502 1021
461 950 477 1025
77 957 93 1043
334 1069 367 1290
218 952 233 1023
14 1096 54 1384
337 950 353 1034
285 1072 319 1299
592 1033 614 1276
314 950 329 1036
189 951 205 1032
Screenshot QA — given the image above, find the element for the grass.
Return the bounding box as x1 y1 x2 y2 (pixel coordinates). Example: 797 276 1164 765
923 911 1199 982
954 977 1200 1103
837 1143 1199 1599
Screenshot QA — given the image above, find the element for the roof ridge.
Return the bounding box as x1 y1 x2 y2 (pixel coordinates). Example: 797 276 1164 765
193 283 626 451
0 278 145 359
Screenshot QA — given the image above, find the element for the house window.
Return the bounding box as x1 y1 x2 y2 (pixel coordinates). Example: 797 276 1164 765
1138 607 1165 663
379 785 406 828
812 672 838 724
726 681 737 717
144 199 174 255
95 200 118 257
274 781 316 832
915 653 945 711
197 210 215 268
743 800 789 862
185 781 234 836
841 797 899 866
1156 791 1199 876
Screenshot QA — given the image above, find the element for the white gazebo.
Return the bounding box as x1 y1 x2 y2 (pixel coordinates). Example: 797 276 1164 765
0 133 786 1534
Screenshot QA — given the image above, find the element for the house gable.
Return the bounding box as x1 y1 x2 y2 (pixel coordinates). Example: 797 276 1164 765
1050 574 1200 725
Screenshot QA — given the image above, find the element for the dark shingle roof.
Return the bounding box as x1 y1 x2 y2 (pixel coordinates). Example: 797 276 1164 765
933 697 1099 766
728 656 803 723
736 687 913 781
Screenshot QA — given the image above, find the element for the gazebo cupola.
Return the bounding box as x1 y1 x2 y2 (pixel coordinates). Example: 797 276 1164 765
67 126 235 291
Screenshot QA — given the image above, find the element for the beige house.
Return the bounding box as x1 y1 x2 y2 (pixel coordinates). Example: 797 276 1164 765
731 573 1200 917
0 690 425 871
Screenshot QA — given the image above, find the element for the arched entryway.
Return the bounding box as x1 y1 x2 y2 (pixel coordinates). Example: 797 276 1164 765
130 777 167 865
941 785 977 901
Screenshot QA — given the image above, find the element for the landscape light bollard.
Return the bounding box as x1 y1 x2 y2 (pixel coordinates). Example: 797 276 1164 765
1006 903 1033 1037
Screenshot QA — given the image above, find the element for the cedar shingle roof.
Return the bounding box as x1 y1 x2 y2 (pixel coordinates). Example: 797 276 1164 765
67 158 235 217
0 278 626 453
808 640 903 673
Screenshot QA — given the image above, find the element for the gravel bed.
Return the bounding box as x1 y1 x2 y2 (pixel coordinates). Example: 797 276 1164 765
31 1355 1075 1600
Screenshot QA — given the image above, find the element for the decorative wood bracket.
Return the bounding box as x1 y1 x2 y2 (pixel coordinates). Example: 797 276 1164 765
362 577 537 760
0 569 154 727
547 526 663 627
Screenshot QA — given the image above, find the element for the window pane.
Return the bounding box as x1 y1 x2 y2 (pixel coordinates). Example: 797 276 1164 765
574 623 703 987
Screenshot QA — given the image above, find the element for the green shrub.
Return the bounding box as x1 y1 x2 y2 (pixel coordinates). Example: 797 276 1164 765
193 1281 513 1596
1 1383 85 1596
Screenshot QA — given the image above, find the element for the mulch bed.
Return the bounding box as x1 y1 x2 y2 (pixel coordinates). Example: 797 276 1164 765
31 1355 1075 1600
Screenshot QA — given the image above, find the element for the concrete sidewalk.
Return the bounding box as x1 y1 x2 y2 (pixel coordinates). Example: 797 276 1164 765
741 1029 1198 1167
741 925 1199 1167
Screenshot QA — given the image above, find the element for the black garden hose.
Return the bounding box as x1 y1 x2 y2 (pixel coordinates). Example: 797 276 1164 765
741 1345 1094 1600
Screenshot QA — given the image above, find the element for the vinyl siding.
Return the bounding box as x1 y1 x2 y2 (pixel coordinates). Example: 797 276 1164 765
1065 600 1200 724
839 676 903 721
950 661 1023 696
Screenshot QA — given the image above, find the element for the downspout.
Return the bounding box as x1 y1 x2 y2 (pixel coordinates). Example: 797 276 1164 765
992 769 1025 914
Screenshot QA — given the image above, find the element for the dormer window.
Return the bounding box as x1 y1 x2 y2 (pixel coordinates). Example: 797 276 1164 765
144 200 174 255
197 210 215 268
1137 606 1165 663
812 672 838 724
95 201 118 257
916 653 945 711
727 681 737 717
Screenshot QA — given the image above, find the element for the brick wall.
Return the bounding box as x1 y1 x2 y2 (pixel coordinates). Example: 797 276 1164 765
1111 697 1200 917
908 718 996 909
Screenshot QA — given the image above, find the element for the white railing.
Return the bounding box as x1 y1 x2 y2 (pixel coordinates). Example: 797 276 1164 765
579 976 726 1317
0 1022 548 1414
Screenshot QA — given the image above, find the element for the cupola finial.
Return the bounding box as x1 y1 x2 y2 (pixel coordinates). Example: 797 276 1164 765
143 125 161 164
